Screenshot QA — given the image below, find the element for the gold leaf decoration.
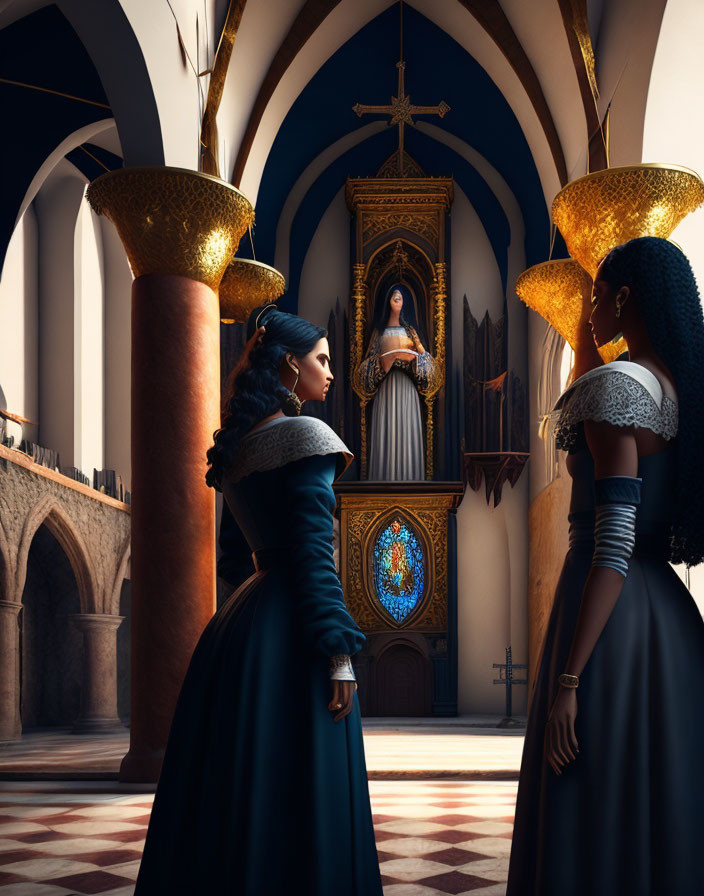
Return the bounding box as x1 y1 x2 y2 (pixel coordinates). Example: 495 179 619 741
86 167 254 290
552 164 704 278
219 259 285 324
516 259 625 363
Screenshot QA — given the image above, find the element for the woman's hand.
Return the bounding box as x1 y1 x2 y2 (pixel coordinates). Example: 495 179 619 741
380 351 413 373
544 686 579 775
328 680 355 722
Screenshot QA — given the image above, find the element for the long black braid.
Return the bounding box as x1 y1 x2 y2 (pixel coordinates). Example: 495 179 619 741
601 236 704 567
205 305 326 491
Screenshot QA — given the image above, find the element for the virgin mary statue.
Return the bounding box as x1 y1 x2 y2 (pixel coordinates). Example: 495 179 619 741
358 284 437 480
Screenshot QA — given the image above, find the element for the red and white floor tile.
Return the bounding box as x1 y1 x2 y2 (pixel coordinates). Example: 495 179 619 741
0 780 516 895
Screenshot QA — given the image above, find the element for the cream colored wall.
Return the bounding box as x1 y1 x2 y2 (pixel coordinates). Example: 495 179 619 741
451 185 529 715
0 205 39 444
34 162 84 469
641 0 704 614
73 199 105 479
592 0 667 169
102 219 132 490
451 188 504 327
643 0 704 286
457 474 529 715
11 157 133 489
297 187 350 328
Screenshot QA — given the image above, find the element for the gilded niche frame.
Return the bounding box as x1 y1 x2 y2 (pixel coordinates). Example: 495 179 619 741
363 506 434 630
336 486 461 635
346 170 453 479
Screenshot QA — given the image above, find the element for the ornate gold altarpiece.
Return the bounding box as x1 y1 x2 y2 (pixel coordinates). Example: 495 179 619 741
335 481 464 716
346 161 453 480
337 151 463 716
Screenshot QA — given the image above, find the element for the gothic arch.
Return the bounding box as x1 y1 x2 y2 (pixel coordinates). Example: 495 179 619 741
366 237 435 279
57 0 164 167
0 518 13 602
15 119 116 227
230 0 567 199
16 496 96 613
108 536 131 617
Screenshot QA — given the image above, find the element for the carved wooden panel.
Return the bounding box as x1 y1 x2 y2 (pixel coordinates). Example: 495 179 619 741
363 211 438 247
340 490 457 633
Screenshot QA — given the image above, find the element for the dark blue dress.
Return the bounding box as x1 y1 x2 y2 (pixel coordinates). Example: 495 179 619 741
507 362 704 895
134 416 383 895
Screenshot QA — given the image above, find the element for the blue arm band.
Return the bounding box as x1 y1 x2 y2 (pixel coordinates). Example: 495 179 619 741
592 476 641 577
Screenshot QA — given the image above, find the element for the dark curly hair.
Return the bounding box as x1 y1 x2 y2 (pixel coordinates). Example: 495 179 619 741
600 236 704 567
205 305 326 491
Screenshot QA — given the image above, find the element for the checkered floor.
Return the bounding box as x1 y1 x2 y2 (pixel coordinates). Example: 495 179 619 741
0 780 515 894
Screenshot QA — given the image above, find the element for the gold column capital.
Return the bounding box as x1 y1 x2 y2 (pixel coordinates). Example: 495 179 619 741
86 166 254 290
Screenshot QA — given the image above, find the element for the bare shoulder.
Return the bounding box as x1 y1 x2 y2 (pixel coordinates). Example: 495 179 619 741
625 358 678 403
583 418 638 478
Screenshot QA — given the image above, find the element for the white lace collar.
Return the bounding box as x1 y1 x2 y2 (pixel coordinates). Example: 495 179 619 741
549 359 678 451
228 415 353 483
552 360 671 413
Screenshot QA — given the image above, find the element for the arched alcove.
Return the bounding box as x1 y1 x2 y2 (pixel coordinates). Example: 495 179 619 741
0 523 11 602
372 639 432 717
17 497 96 613
20 523 82 728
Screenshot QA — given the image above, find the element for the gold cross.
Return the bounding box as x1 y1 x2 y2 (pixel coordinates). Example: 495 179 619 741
353 61 450 173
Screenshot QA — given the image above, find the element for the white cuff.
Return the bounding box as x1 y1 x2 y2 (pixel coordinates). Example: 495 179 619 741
329 654 356 681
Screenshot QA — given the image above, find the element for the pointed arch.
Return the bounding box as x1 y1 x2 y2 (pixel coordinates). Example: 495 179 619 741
108 535 131 617
17 495 97 613
15 119 116 227
230 0 566 203
0 517 13 602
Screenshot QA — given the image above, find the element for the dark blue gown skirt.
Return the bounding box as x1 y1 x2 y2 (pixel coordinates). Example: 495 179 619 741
134 564 382 895
507 526 704 895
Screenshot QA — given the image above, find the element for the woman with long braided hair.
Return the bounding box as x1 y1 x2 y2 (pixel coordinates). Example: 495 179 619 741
135 305 382 895
508 236 704 894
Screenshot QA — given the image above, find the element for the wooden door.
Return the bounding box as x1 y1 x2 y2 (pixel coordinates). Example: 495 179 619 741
373 643 431 716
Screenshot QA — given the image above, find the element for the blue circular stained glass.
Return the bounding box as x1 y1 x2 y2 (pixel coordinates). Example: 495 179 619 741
372 517 425 624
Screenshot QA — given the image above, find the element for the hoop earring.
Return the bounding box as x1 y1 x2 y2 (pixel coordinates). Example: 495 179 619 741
615 302 622 318
281 365 302 417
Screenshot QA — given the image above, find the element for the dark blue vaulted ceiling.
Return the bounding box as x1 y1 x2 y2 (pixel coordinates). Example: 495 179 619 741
0 4 122 271
252 3 551 312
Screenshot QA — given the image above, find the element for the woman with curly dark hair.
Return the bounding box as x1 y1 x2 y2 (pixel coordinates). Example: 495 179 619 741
134 305 383 896
507 236 704 895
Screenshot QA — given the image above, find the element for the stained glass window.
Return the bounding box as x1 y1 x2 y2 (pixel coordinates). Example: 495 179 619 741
372 517 425 624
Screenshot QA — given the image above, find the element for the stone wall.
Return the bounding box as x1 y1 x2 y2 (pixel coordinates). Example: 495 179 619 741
0 444 130 740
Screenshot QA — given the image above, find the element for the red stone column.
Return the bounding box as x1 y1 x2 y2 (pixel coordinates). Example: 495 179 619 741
85 166 254 783
119 273 220 782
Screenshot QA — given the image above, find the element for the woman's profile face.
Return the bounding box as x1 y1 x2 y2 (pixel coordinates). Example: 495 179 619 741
389 289 403 313
589 261 622 347
291 337 333 402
